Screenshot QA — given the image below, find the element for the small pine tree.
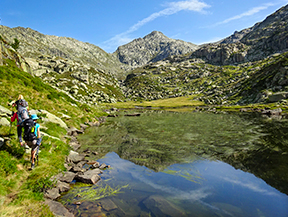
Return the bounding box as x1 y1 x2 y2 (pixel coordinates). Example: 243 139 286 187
11 38 20 50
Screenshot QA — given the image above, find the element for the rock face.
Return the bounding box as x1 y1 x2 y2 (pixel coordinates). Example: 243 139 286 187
114 31 198 68
194 4 288 65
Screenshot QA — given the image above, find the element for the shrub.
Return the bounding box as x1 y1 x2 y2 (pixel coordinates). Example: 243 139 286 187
11 38 20 50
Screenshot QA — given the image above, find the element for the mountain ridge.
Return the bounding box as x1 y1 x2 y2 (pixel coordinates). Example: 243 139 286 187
114 30 199 68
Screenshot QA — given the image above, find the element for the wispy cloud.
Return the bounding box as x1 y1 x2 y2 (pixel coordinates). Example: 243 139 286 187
222 177 281 197
100 0 210 52
213 3 275 26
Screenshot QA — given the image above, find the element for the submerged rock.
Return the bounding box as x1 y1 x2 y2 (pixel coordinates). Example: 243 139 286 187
142 195 185 217
100 198 118 211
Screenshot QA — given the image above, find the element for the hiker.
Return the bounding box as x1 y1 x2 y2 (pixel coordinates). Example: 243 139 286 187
25 114 41 170
10 95 29 147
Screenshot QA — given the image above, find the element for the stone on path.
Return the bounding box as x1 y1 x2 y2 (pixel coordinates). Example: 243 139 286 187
44 188 61 200
45 199 74 217
55 171 76 183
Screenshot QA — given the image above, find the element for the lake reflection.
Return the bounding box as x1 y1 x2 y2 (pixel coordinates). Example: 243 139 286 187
62 111 288 216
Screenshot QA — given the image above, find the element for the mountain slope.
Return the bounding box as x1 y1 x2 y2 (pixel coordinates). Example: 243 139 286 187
0 26 125 105
0 25 127 76
194 4 288 65
113 31 199 68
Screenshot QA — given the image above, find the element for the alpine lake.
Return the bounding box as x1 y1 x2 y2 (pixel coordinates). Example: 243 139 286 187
60 109 288 217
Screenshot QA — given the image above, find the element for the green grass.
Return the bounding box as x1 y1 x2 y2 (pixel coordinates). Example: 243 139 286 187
0 58 106 216
103 96 205 109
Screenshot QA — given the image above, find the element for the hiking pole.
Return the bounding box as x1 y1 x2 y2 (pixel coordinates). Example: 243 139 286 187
35 145 40 166
9 111 14 135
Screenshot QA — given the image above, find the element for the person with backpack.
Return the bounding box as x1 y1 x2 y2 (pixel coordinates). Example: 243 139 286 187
10 95 30 147
24 114 41 170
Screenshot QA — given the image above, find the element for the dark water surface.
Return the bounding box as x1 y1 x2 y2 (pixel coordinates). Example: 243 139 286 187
61 111 288 217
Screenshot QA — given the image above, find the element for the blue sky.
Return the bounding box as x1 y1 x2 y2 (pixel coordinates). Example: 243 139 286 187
1 0 288 53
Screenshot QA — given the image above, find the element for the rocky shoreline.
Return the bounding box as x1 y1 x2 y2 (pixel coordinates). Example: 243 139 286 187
44 119 109 217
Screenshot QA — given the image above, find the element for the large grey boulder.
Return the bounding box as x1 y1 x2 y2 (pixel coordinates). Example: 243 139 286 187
76 169 102 184
30 109 68 129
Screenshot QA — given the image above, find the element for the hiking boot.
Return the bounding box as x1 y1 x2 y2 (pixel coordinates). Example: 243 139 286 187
31 163 35 170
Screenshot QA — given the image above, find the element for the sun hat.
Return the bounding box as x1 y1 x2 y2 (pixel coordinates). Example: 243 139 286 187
31 114 39 120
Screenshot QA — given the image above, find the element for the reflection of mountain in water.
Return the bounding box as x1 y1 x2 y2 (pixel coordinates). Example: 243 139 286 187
78 111 288 195
223 114 288 195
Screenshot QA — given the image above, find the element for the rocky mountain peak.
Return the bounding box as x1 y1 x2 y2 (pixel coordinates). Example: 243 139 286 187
114 31 198 68
143 31 166 40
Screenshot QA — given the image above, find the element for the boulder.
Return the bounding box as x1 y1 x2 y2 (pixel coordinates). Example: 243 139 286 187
45 188 61 200
56 181 70 193
69 141 81 151
67 127 84 136
67 150 86 163
44 199 74 217
55 171 76 183
0 105 11 116
99 163 108 169
76 169 102 184
80 123 88 130
29 109 68 129
0 118 10 126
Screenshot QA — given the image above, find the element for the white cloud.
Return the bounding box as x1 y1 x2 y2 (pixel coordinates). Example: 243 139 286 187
213 3 275 26
222 177 280 197
100 0 210 52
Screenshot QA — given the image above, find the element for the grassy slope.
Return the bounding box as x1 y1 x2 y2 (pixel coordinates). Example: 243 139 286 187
0 59 106 216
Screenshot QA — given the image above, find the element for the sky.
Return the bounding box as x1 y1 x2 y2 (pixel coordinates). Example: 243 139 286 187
1 0 288 53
